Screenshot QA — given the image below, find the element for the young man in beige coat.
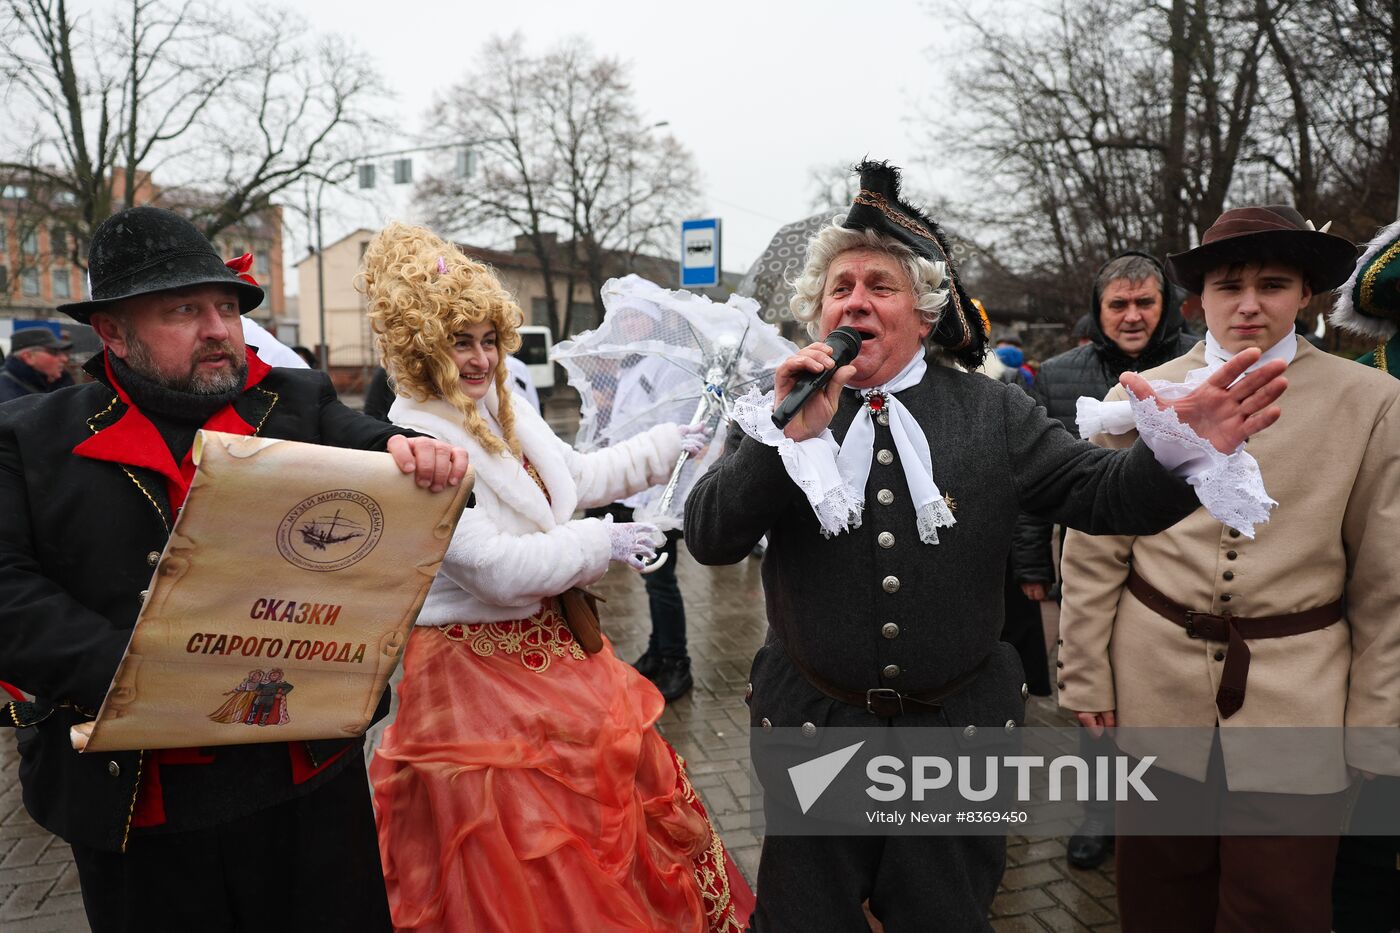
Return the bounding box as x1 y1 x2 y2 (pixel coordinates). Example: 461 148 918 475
1057 206 1400 933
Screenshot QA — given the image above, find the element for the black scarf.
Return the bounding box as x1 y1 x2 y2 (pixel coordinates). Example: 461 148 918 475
108 354 244 463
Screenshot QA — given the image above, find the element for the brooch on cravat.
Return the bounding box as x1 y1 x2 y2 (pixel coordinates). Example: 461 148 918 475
865 391 890 425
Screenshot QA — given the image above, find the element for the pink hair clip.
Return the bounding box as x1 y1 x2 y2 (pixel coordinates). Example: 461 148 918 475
436 257 448 275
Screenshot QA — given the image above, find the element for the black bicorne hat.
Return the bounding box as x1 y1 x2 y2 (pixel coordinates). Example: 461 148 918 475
58 206 264 323
841 161 988 370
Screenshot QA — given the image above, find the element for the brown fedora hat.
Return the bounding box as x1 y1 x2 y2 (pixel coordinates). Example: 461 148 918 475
1167 205 1356 295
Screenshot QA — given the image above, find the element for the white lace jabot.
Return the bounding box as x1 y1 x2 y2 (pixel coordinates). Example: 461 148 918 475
731 350 955 544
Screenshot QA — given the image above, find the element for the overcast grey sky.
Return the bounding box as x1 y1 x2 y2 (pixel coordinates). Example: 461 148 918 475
279 0 964 288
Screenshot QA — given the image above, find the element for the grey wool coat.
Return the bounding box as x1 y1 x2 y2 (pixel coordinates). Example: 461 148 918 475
684 355 1202 735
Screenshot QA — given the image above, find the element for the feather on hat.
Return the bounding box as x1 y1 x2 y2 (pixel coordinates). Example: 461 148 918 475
840 161 989 370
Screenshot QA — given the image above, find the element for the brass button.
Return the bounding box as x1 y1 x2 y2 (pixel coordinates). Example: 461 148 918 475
876 449 894 465
1226 550 1238 560
1057 681 1065 690
1214 650 1226 661
146 551 160 567
760 717 772 731
876 411 889 426
1221 594 1232 603
878 532 895 549
744 683 753 702
882 575 900 594
1020 683 1029 700
1056 660 1064 669
1056 638 1064 646
1005 720 1016 733
801 722 817 738
1229 529 1241 538
883 664 900 679
876 489 894 506
881 622 900 639
1223 570 1235 581
963 725 977 738
107 761 121 777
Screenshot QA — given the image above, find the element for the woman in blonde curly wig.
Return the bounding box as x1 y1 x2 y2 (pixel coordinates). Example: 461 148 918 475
360 222 524 458
361 222 752 932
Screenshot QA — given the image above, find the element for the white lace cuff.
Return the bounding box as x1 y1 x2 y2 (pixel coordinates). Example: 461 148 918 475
731 389 862 538
1125 387 1275 538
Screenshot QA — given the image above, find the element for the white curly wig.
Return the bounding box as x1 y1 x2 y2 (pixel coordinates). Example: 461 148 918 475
789 221 949 342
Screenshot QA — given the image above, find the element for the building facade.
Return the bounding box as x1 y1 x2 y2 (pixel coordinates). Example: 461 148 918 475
0 171 284 335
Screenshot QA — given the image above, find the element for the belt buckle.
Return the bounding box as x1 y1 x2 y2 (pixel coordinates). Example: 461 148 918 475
866 688 903 716
1184 610 1226 639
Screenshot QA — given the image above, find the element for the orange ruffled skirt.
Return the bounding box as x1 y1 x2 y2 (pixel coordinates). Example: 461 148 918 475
370 600 754 932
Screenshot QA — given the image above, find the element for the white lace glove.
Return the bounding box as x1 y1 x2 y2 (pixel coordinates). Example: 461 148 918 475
677 422 710 455
602 514 664 570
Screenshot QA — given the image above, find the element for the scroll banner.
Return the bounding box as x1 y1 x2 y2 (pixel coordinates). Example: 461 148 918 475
83 430 472 753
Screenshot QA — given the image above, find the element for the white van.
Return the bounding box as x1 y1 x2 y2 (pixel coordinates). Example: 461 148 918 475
514 326 554 391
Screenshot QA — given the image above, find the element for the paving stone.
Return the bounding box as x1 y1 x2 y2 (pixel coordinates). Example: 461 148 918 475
1001 860 1065 891
991 886 1055 915
1046 880 1115 925
1064 866 1116 898
1034 906 1092 932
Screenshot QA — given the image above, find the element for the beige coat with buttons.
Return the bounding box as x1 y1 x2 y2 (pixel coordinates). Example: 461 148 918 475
1058 339 1400 791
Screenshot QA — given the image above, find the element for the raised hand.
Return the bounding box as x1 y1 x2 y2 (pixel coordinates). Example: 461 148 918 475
1120 347 1288 453
774 343 858 443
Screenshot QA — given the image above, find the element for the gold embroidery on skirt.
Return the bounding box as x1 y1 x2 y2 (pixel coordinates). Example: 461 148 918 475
674 752 744 932
439 600 585 672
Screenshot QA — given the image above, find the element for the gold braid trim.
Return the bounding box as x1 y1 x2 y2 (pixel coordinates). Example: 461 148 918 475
6 703 19 728
119 751 144 853
853 190 935 241
251 387 279 434
852 189 972 350
1360 238 1400 319
1377 341 1389 374
86 395 170 531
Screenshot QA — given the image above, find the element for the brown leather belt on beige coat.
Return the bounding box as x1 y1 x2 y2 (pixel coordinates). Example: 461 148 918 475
1125 567 1343 718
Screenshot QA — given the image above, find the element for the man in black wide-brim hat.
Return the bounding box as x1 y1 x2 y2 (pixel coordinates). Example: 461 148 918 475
0 206 468 931
685 162 1297 930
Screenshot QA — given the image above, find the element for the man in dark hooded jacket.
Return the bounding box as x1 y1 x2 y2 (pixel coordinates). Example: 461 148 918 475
1012 250 1200 869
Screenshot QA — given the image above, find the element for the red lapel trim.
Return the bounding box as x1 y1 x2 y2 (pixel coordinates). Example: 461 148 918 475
73 348 274 508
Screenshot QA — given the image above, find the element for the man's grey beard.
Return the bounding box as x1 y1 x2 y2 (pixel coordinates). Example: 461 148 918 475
124 334 247 395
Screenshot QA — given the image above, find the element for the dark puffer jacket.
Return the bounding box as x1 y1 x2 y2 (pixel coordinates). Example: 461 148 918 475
1013 252 1201 584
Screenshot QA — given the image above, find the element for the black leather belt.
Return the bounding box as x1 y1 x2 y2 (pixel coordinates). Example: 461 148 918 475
787 651 990 718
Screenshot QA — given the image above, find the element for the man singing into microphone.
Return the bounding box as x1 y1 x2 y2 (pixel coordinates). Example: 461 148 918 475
684 161 1292 932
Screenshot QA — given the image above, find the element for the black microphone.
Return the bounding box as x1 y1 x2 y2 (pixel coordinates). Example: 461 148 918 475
771 326 864 430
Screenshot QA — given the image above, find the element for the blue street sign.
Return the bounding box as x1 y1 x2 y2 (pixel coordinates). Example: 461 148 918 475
681 218 721 288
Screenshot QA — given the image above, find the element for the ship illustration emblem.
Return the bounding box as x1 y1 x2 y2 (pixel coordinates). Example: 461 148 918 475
298 509 367 551
278 490 384 572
